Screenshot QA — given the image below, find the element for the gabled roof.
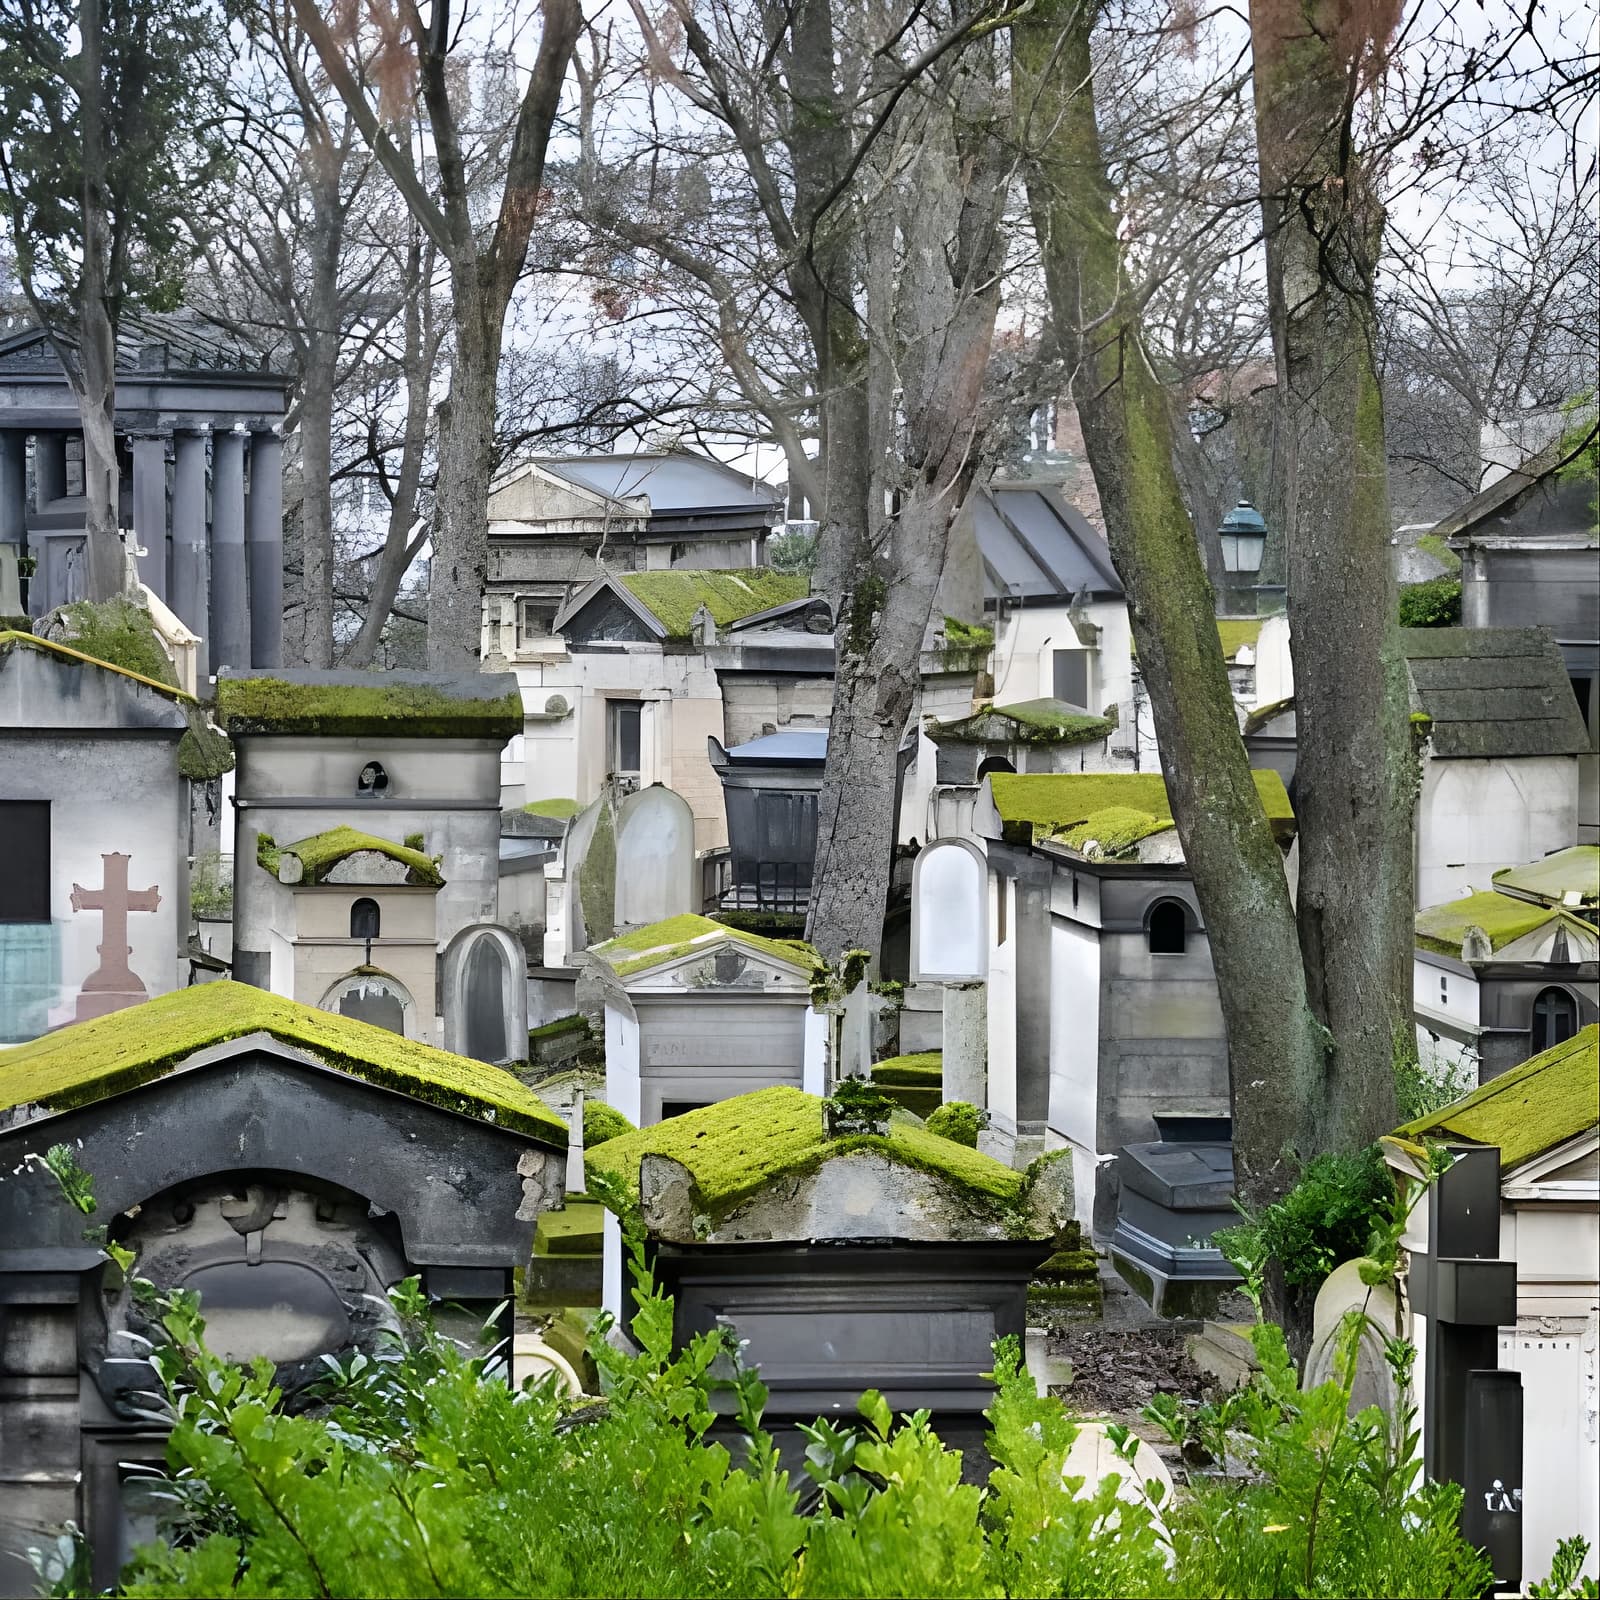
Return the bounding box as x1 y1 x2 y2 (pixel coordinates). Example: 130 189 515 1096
1413 888 1597 961
512 450 782 514
556 569 812 642
1431 425 1599 546
215 670 524 740
0 981 566 1142
1403 627 1589 758
0 628 194 705
929 697 1116 748
974 483 1122 603
584 1085 1025 1230
987 769 1295 855
0 311 280 378
589 913 818 980
1395 1024 1597 1173
1492 846 1600 909
256 826 444 888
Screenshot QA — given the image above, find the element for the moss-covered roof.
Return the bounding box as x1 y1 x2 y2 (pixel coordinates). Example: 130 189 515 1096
869 1051 942 1087
989 769 1296 850
618 569 810 638
1057 805 1175 859
1217 619 1265 660
0 981 567 1142
215 672 524 739
1242 695 1295 737
932 698 1116 747
1396 1024 1597 1170
0 626 192 702
523 797 581 820
1492 846 1600 909
590 913 819 979
257 826 444 888
1414 890 1561 957
585 1086 1025 1228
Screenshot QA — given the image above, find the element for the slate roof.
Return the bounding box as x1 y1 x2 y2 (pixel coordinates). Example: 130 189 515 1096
974 484 1122 602
0 981 567 1141
0 311 276 377
539 451 782 512
1403 627 1589 758
1395 1024 1597 1172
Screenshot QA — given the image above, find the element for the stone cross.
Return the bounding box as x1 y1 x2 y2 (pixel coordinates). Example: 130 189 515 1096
70 853 160 1021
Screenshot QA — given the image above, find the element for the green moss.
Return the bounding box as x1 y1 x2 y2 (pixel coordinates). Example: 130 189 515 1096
534 1200 605 1257
712 909 808 938
177 714 235 780
215 677 524 739
0 980 567 1142
54 599 179 686
1243 696 1295 737
618 569 810 638
870 1052 942 1088
925 1100 986 1148
578 801 616 946
592 913 819 980
1415 532 1462 573
1492 846 1599 908
1399 577 1462 628
1057 805 1170 858
523 797 581 820
935 698 1117 747
528 1013 591 1044
1216 619 1264 660
0 624 190 702
586 1086 1029 1232
990 769 1296 848
1414 889 1562 956
583 1099 635 1149
256 825 443 888
847 572 887 655
1397 1024 1597 1171
943 616 994 651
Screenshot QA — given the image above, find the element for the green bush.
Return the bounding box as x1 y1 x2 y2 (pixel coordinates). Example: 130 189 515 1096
1398 577 1461 628
583 1098 635 1149
925 1101 987 1148
93 1250 1502 1600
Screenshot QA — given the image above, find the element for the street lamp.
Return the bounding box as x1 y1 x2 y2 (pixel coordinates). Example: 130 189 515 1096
1218 500 1267 574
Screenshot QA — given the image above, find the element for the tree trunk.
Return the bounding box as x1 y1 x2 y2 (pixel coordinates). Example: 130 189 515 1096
1015 0 1331 1210
297 331 337 669
1250 0 1409 1149
76 0 126 602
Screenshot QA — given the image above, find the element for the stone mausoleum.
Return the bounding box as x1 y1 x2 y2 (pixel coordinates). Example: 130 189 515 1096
0 316 290 678
0 983 568 1593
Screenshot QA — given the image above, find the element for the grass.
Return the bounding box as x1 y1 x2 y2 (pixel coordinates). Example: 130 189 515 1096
618 569 810 637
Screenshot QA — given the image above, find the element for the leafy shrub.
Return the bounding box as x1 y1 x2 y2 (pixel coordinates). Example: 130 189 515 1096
1398 577 1461 627
925 1101 987 1148
766 528 817 576
583 1098 635 1148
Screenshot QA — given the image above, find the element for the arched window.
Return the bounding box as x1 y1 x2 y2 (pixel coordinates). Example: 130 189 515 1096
357 761 389 796
976 756 1016 779
323 972 410 1036
350 898 380 941
1532 987 1578 1053
1147 900 1187 955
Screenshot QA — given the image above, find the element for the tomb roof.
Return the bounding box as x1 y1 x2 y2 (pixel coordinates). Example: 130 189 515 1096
585 1084 1026 1230
929 697 1117 747
0 980 567 1141
0 626 192 703
617 569 811 638
256 826 444 888
1491 845 1600 909
1129 618 1265 664
214 670 524 739
1412 888 1589 958
1394 1023 1597 1171
523 796 582 820
989 770 1295 851
1402 627 1589 758
590 912 819 979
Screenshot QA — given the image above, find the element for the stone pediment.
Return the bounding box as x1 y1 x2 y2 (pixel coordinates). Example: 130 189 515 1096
590 914 818 993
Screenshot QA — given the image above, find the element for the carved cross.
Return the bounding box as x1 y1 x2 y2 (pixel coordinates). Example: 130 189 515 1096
70 852 161 1020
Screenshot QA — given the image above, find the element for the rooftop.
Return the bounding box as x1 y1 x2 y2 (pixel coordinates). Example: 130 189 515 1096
537 450 782 513
1395 1023 1597 1171
719 727 829 764
0 981 567 1142
973 483 1122 603
617 569 811 638
930 697 1116 747
1403 627 1589 759
589 913 818 980
215 670 524 740
1413 888 1595 960
989 769 1296 854
1492 846 1600 909
0 625 192 704
257 826 444 888
584 1085 1026 1229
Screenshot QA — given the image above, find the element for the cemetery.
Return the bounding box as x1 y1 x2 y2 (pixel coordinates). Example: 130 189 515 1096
0 2 1596 1588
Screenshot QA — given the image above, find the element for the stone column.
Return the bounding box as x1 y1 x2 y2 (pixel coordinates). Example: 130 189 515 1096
0 431 25 545
941 982 988 1109
246 427 283 667
33 431 67 509
209 427 249 672
171 429 209 682
130 433 168 602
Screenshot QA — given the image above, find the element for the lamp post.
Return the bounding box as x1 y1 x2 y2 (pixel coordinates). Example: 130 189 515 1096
1218 500 1267 575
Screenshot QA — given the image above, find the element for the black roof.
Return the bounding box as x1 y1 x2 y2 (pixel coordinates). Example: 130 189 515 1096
974 483 1122 603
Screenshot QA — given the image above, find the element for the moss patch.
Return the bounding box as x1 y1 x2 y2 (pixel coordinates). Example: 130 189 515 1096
523 797 581 820
528 1013 590 1043
935 698 1117 747
1217 618 1264 660
0 981 567 1142
583 1099 635 1149
534 1200 605 1257
177 715 235 780
1491 846 1599 908
619 569 809 638
592 913 819 979
870 1052 943 1088
1242 696 1295 737
216 676 524 739
1057 805 1172 859
943 616 994 651
257 825 444 888
1397 1024 1597 1170
0 623 190 702
1414 890 1560 956
990 769 1295 848
586 1086 1027 1231
925 1100 986 1148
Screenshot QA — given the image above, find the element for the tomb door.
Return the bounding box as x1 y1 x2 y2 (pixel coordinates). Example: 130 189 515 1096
464 936 510 1063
